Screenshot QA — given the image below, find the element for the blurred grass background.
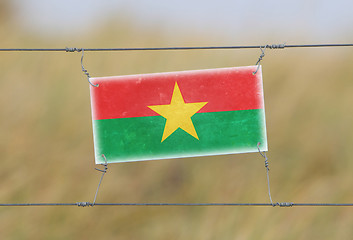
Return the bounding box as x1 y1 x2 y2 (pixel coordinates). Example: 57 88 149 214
1 1 353 239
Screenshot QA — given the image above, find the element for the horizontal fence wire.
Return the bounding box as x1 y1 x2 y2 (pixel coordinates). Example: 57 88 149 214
1 202 353 207
0 43 353 52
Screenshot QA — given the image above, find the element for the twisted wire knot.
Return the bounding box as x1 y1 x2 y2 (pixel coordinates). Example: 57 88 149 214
65 47 82 52
76 202 92 207
273 202 294 207
264 159 269 169
266 44 286 49
81 65 91 79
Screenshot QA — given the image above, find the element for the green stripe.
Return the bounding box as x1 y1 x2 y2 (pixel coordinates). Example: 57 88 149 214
93 109 267 163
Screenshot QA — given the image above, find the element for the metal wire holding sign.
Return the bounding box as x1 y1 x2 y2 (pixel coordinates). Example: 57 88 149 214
253 46 267 75
92 154 108 206
257 142 273 205
80 49 99 87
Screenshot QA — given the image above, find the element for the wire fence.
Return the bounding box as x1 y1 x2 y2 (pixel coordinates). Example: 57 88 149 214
1 202 353 207
0 43 352 52
1 42 353 208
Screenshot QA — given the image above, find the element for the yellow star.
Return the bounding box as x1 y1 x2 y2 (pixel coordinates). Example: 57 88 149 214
148 82 208 142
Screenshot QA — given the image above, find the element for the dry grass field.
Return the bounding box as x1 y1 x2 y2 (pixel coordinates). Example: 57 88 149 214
1 10 353 239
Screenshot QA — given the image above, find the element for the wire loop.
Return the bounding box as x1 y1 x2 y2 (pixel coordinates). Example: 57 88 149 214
80 49 99 87
257 142 274 205
252 46 267 75
92 154 108 206
252 43 285 75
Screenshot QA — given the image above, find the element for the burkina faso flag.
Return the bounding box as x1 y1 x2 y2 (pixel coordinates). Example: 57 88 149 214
90 66 267 164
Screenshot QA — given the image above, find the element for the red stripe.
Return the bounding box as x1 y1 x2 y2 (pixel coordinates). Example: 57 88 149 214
90 66 264 120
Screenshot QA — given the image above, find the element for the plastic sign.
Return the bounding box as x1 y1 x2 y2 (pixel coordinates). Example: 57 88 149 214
90 66 267 164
